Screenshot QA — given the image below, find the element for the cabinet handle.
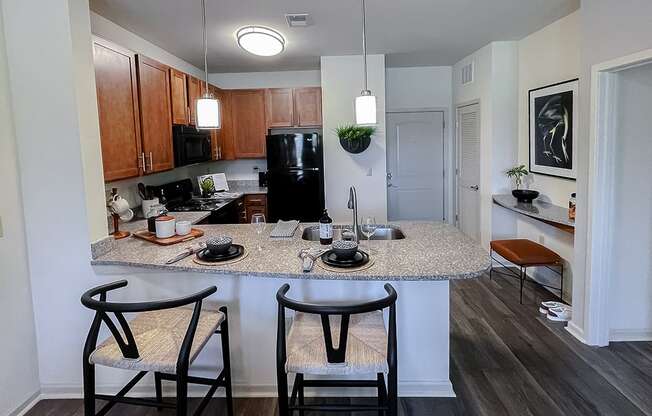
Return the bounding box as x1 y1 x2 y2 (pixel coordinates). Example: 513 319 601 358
218 145 222 160
147 152 153 172
138 152 146 171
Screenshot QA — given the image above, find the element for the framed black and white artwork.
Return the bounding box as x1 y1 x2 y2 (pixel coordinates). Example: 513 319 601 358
528 79 579 180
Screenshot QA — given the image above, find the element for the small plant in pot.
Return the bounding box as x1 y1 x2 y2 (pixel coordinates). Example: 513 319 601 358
506 164 539 203
336 124 376 154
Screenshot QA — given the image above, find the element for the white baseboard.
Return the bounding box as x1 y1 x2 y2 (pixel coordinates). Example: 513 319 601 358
609 328 652 342
36 380 455 401
9 391 41 416
565 320 587 344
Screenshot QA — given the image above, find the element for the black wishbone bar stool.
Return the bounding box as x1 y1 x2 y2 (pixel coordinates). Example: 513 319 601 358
276 283 398 415
81 280 234 416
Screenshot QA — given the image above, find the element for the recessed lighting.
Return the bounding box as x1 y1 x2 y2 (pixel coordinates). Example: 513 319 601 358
236 26 285 57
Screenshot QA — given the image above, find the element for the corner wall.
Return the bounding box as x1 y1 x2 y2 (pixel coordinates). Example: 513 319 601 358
0 7 41 415
321 55 387 222
516 11 580 301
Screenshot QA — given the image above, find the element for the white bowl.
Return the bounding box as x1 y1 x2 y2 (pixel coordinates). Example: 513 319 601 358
175 220 192 236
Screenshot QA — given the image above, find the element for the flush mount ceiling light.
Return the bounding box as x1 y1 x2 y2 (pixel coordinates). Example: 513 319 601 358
196 0 221 129
354 0 376 125
237 26 285 56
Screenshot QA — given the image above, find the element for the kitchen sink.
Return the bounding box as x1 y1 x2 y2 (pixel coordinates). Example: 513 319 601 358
301 225 405 241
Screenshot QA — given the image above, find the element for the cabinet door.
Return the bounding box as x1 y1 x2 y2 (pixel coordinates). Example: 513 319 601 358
92 37 142 181
215 87 235 160
231 89 267 158
265 88 294 128
294 87 322 126
169 68 188 125
187 76 201 125
136 55 174 173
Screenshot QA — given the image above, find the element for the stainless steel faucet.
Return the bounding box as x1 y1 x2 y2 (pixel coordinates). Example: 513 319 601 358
347 186 359 242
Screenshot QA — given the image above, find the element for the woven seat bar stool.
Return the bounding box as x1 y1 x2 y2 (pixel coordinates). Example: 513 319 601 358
81 280 234 416
276 283 398 416
490 239 564 304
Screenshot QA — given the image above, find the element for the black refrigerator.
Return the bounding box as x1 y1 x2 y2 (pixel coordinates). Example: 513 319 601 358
266 133 325 222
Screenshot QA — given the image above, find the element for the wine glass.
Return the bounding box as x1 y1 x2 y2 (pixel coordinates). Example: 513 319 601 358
251 213 266 251
360 216 377 254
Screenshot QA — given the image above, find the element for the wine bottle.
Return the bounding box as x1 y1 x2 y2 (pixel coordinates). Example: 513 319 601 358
319 209 333 245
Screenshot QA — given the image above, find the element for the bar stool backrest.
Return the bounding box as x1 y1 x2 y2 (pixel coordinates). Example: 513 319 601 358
276 283 397 365
80 280 216 369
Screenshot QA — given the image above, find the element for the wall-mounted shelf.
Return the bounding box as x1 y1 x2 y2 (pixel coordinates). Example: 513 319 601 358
493 194 575 234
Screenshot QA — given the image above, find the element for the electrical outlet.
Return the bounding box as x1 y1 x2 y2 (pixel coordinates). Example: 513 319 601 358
367 168 373 176
0 215 3 238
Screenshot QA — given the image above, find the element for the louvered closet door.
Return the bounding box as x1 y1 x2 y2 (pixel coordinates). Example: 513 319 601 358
457 103 481 241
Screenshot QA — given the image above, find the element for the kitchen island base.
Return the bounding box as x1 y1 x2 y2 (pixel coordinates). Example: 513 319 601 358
93 266 456 398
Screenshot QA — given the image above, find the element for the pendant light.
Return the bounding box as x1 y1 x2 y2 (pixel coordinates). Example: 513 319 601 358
355 0 376 125
196 0 221 129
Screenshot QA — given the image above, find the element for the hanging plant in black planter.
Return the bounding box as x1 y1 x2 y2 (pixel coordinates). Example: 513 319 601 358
336 124 376 154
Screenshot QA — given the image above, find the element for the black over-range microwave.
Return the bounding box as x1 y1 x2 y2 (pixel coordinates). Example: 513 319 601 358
173 125 212 167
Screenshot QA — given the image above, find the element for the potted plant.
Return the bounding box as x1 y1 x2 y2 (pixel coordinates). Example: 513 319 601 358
506 164 539 203
336 124 376 154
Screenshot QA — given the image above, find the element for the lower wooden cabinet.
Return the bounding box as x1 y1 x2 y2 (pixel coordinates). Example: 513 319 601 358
243 194 267 223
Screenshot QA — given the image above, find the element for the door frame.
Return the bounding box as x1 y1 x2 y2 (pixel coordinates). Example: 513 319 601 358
385 108 449 222
580 48 652 346
454 100 481 231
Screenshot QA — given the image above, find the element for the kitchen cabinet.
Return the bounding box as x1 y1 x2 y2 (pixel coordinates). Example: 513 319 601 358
208 84 235 161
231 89 267 158
169 68 188 125
136 55 174 173
293 87 322 127
244 194 267 223
187 76 206 126
265 88 294 128
92 37 143 181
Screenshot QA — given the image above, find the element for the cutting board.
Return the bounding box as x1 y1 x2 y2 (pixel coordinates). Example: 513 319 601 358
132 228 204 246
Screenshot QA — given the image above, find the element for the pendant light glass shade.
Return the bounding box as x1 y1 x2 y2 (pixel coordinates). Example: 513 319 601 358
196 94 221 129
355 91 376 125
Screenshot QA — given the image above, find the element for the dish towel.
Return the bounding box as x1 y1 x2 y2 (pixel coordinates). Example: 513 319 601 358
270 220 300 238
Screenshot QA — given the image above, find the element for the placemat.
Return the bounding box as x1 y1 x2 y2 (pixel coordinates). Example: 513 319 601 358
317 256 376 273
193 249 249 266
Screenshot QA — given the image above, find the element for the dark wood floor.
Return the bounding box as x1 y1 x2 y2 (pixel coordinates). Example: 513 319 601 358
26 271 652 415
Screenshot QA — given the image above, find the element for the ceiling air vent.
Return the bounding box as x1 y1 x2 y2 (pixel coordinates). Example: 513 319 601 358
286 13 311 27
461 62 474 85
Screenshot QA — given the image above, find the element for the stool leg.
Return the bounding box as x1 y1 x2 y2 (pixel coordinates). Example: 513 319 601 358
489 249 493 280
297 373 304 416
154 372 163 410
377 373 387 416
277 371 290 416
388 368 398 416
519 266 525 304
560 263 564 303
219 307 234 416
83 359 95 416
176 370 188 416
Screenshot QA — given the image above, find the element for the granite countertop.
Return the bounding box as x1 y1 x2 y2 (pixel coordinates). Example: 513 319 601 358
493 194 575 229
92 221 490 281
228 180 267 195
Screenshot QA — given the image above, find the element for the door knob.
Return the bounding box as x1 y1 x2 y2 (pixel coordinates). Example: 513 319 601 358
470 185 479 191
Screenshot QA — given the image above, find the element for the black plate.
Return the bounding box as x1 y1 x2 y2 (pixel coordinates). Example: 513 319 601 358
321 249 370 268
196 244 244 262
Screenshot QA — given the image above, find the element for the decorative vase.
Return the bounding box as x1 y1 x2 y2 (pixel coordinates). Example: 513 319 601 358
512 189 540 203
339 135 371 154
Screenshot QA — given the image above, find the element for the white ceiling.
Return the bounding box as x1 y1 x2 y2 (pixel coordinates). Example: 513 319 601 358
90 0 579 73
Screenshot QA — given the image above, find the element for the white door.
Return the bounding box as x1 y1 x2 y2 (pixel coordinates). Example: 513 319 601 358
386 111 445 221
456 103 481 241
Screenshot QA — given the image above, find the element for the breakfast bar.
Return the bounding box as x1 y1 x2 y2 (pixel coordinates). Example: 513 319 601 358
92 221 490 397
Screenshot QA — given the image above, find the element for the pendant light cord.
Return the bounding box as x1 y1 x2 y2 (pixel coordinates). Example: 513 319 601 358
361 0 368 92
201 0 209 94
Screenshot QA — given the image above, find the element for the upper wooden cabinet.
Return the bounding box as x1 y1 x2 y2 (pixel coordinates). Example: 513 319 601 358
211 85 235 161
265 88 294 128
169 68 188 125
136 55 174 173
231 89 267 158
294 87 322 127
187 76 206 126
263 87 322 128
92 37 143 181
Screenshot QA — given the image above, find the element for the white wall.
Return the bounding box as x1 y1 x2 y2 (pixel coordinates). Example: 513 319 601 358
321 55 387 222
608 63 652 340
209 70 321 89
0 8 41 415
571 0 652 342
453 42 519 248
516 11 580 301
2 0 106 398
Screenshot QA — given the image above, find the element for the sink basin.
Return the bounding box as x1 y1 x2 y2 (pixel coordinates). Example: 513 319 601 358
301 225 405 241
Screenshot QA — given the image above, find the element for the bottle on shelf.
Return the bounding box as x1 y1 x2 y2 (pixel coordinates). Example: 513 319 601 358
319 209 333 245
